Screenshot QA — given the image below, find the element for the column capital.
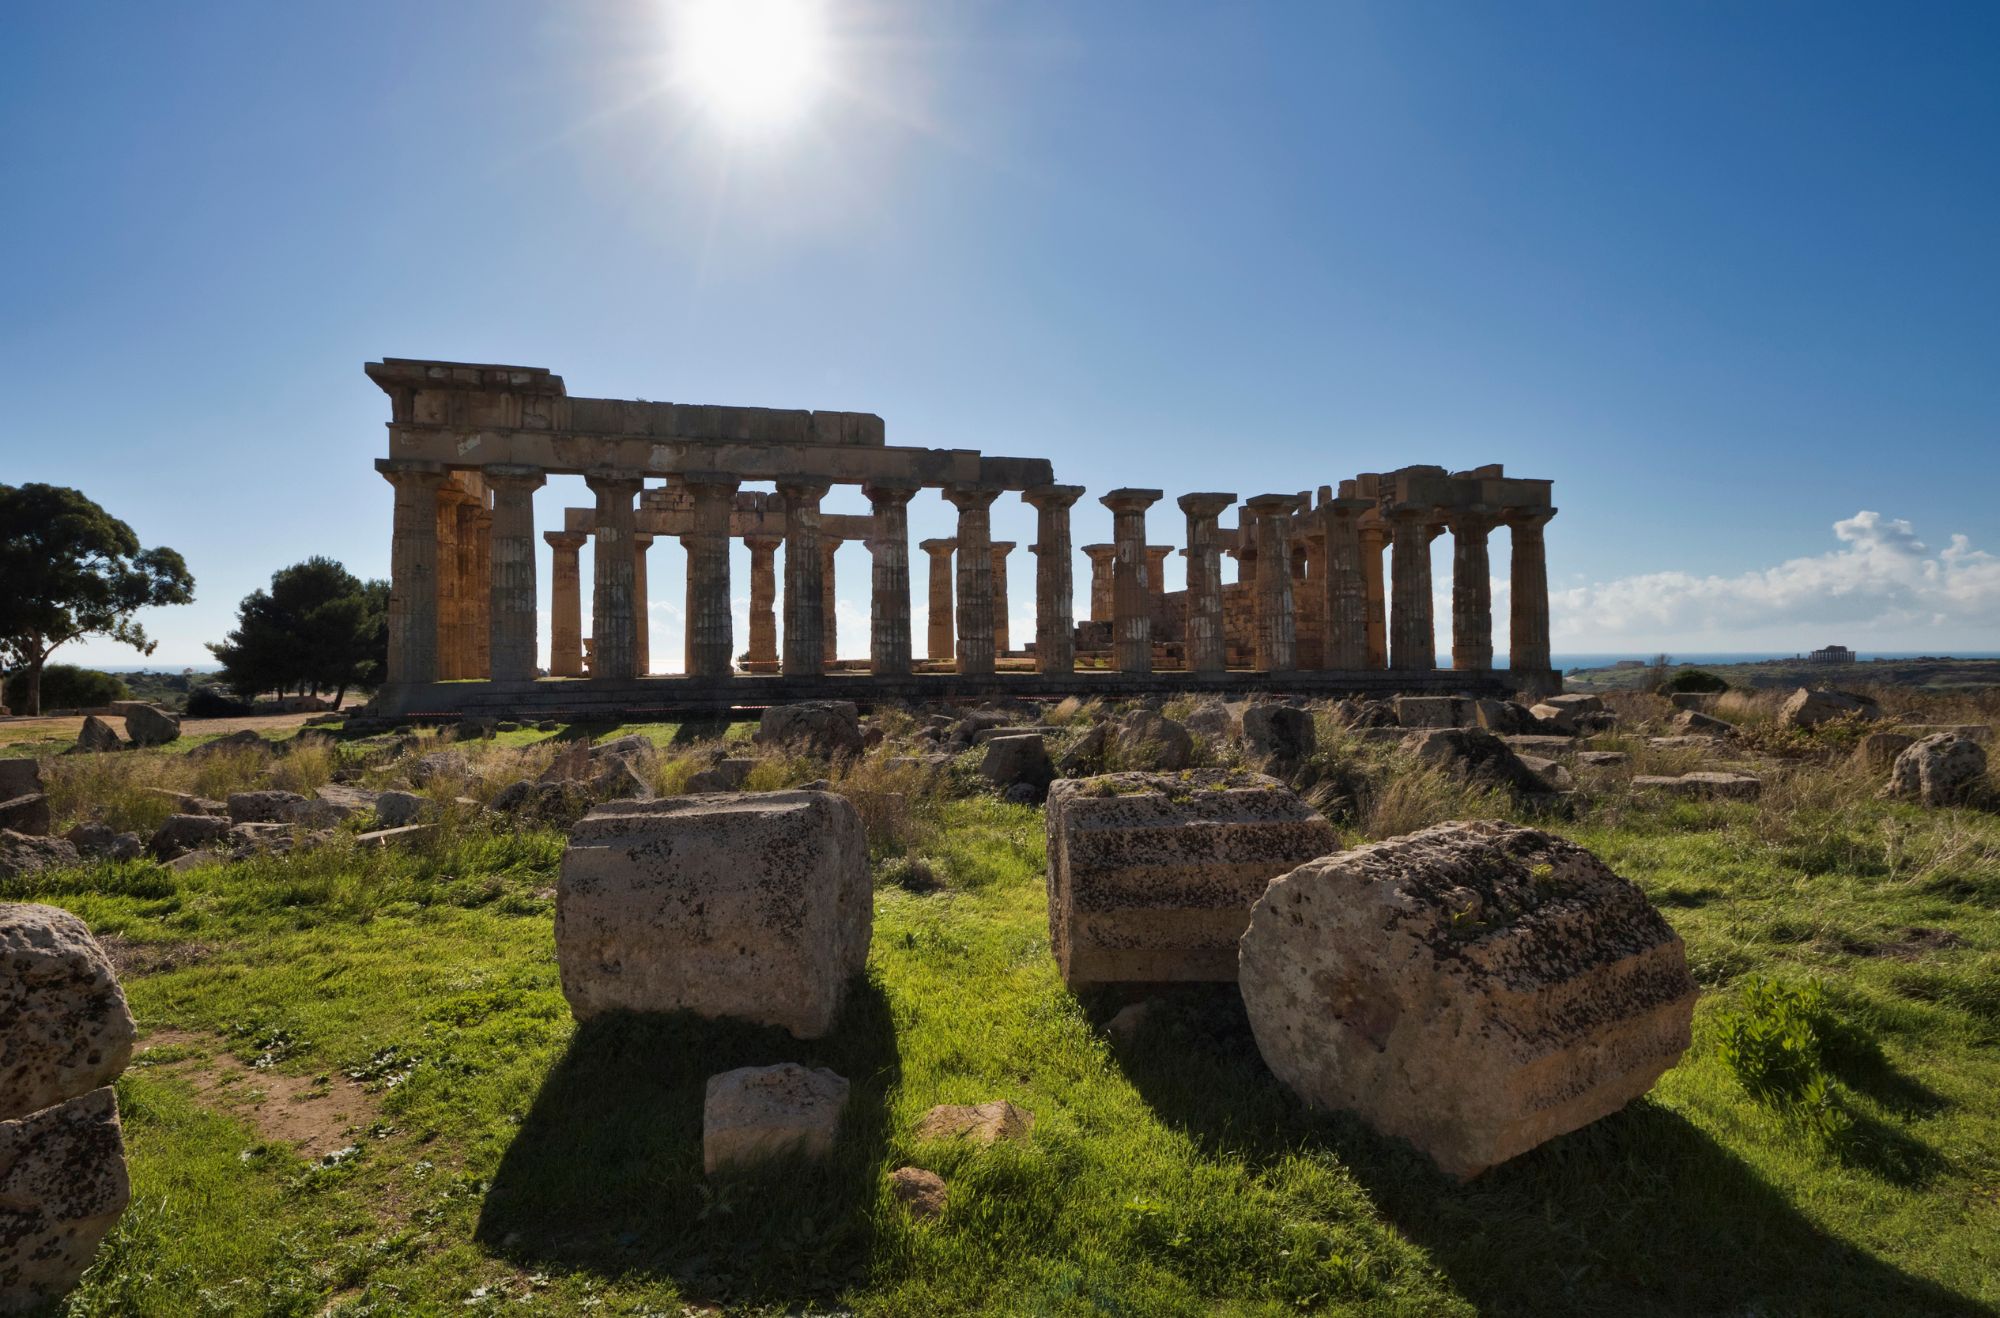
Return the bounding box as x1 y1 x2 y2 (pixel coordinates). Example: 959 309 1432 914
481 463 546 492
943 484 1001 512
990 540 1017 555
743 533 784 553
861 480 922 506
543 530 588 550
1081 543 1118 562
776 479 831 502
1177 491 1237 519
682 471 742 499
1447 505 1502 534
1502 505 1558 531
820 535 846 552
919 537 957 558
632 531 655 549
1245 493 1303 517
376 457 447 486
584 468 644 496
1099 488 1164 514
1021 483 1085 511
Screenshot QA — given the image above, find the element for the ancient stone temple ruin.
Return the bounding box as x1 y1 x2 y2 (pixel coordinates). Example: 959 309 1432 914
367 358 1557 716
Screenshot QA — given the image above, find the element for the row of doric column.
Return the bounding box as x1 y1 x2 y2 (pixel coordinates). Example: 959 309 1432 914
378 460 1554 686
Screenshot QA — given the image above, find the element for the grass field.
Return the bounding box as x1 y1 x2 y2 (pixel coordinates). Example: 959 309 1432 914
5 701 1999 1316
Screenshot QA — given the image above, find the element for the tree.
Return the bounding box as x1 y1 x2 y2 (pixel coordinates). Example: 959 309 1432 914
0 484 196 716
1 664 130 713
208 558 388 709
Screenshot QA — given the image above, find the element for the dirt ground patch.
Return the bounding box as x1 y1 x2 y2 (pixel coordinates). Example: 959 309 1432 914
97 935 218 979
135 1028 385 1159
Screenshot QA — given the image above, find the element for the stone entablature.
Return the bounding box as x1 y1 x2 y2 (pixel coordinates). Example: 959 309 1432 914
368 358 1559 711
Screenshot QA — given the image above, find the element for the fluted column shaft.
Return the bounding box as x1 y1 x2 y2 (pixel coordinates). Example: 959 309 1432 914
379 461 447 685
1508 509 1556 674
484 466 544 682
1082 545 1117 623
433 487 464 679
1101 489 1163 674
990 542 1015 653
1320 503 1369 670
632 532 654 675
1145 547 1171 601
544 531 587 677
920 539 956 662
676 474 739 679
1024 485 1083 675
1389 508 1437 671
745 536 782 668
1451 511 1497 671
864 484 917 677
945 487 1000 676
1360 523 1389 669
586 471 643 681
779 481 830 676
465 502 492 678
1178 493 1235 675
1247 494 1299 673
820 537 843 664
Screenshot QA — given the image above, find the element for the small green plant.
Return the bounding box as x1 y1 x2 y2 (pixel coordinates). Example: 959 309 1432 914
1715 975 1853 1144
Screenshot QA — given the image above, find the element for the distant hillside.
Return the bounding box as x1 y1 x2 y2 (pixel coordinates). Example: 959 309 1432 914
1565 656 2000 692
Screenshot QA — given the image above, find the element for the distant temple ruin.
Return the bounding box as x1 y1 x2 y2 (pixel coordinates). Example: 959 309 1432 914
368 359 1557 716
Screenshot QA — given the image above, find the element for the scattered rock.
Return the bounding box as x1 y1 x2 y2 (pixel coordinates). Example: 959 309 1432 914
147 814 232 859
0 832 80 881
888 1166 948 1219
1181 703 1235 740
1884 733 1987 808
0 905 137 1118
1631 772 1762 801
589 754 653 802
980 733 1054 797
373 790 432 829
915 1100 1034 1146
490 780 593 826
72 716 123 754
557 792 871 1038
685 758 754 793
0 761 43 801
1472 699 1542 735
1044 772 1338 988
1668 709 1736 739
122 705 181 748
1668 692 1719 712
0 795 50 838
407 750 469 786
139 787 226 816
702 1063 849 1175
186 729 265 759
312 783 379 818
1855 731 1917 771
1393 696 1466 729
226 790 310 824
1242 704 1316 769
1575 751 1629 768
1331 698 1399 729
0 1088 131 1310
1401 728 1551 797
1780 687 1880 729
756 701 864 759
1113 711 1194 771
1104 1000 1153 1045
1054 723 1109 777
1238 820 1697 1181
1514 755 1575 791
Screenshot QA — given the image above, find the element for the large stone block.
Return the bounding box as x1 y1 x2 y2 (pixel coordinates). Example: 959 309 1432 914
1884 732 1987 807
121 704 181 748
0 798 48 839
1780 687 1879 728
556 792 871 1039
0 764 40 803
0 905 135 1120
756 702 863 759
1239 821 1697 1181
0 1088 130 1311
1044 771 1338 988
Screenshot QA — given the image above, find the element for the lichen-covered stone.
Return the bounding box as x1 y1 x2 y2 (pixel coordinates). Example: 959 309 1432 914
980 733 1053 795
1631 772 1762 801
1239 821 1696 1181
556 792 870 1038
0 765 40 804
0 798 48 839
756 701 863 758
1401 728 1551 797
0 1088 131 1309
702 1063 848 1174
1044 771 1338 988
226 790 310 824
0 835 78 883
914 1100 1033 1146
0 906 135 1121
122 704 180 748
1780 687 1879 728
1112 711 1195 771
1884 733 1987 807
147 813 231 859
1241 704 1315 767
72 717 122 755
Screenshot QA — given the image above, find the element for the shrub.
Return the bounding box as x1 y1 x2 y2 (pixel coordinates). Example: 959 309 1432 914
1661 668 1729 694
186 685 254 718
5 664 130 712
1715 975 1853 1143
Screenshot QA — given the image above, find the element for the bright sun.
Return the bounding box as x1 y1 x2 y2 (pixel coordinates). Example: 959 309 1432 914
671 0 831 130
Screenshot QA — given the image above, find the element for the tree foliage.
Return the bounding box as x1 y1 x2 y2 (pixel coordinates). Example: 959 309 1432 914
207 558 388 707
0 483 195 715
1 664 130 713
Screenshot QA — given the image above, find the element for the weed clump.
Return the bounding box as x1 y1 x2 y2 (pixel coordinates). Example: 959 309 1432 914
1715 975 1852 1144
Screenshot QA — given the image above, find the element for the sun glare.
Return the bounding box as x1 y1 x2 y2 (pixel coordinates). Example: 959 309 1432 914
671 0 831 130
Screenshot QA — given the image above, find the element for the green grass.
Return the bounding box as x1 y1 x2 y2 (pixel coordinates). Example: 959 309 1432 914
8 725 2000 1315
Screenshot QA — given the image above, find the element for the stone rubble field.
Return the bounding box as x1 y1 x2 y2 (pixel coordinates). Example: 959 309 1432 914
0 683 1996 1314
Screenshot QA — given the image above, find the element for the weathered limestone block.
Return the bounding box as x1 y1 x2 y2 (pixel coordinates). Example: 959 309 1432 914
1241 704 1315 768
226 790 310 824
0 836 77 883
1112 711 1194 771
1855 731 1917 771
1401 728 1551 797
1780 687 1880 728
72 718 122 754
122 705 181 748
1473 699 1541 735
1668 710 1735 738
407 750 468 786
147 813 232 859
1393 696 1466 729
557 793 871 1038
0 799 48 839
1631 772 1762 801
373 790 434 829
1239 821 1697 1181
1668 692 1719 712
756 701 864 759
1044 772 1338 988
0 906 136 1119
703 1063 849 1174
0 1088 131 1310
1884 733 1987 808
980 734 1054 796
0 765 41 803
186 729 265 759
915 1100 1034 1145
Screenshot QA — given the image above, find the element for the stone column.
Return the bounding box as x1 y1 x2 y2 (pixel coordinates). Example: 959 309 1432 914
820 537 843 664
1359 521 1389 669
1246 495 1300 673
1082 545 1117 623
778 481 830 676
378 459 447 686
483 465 544 683
920 539 955 661
586 470 643 681
945 487 1000 676
465 502 493 678
990 541 1015 653
1319 500 1370 670
1388 505 1437 671
1023 485 1083 675
1300 525 1328 667
433 485 465 679
681 473 739 679
744 535 782 670
544 530 587 677
1450 509 1498 671
631 532 654 675
864 483 918 677
1506 508 1556 676
1145 546 1172 601
1100 489 1163 674
1178 493 1235 675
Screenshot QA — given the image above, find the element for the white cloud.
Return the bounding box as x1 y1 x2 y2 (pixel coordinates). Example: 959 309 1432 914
1548 511 2000 648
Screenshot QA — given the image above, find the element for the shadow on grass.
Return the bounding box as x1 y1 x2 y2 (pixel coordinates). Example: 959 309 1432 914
1098 985 1986 1318
476 979 898 1305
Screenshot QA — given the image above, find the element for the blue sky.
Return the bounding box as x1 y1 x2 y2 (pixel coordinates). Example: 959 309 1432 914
5 1 1997 670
